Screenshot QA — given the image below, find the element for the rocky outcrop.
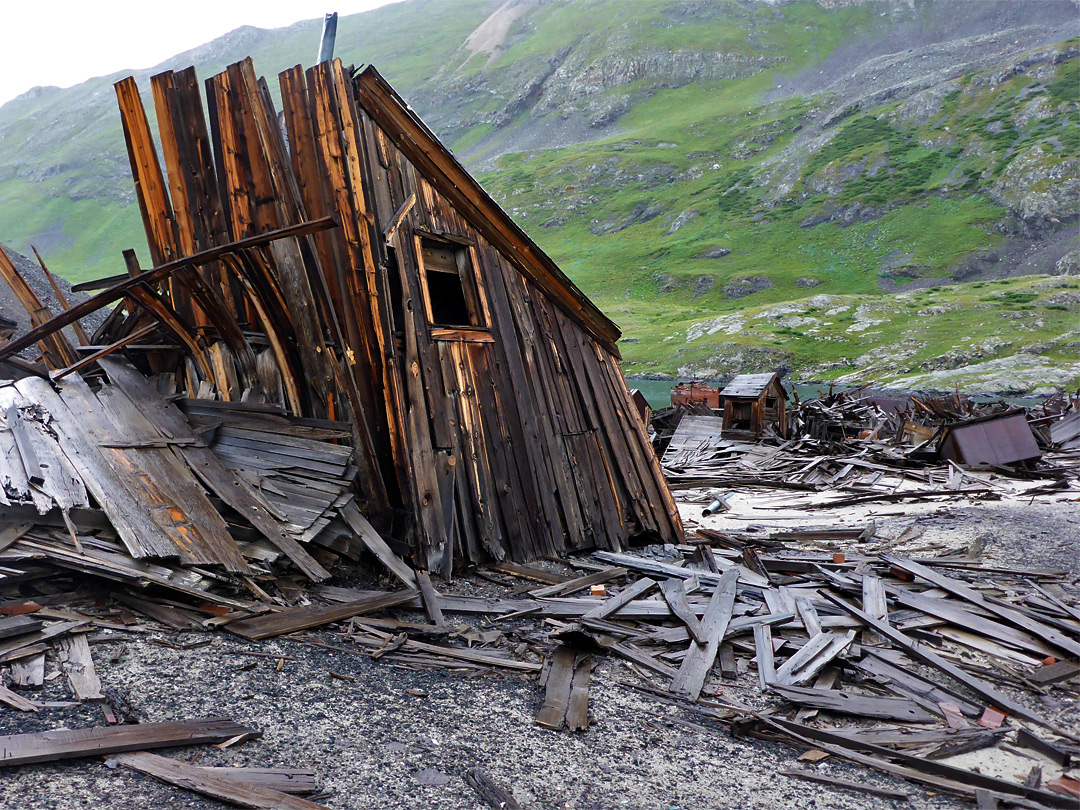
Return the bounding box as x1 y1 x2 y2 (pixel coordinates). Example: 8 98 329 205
723 275 773 300
991 140 1080 233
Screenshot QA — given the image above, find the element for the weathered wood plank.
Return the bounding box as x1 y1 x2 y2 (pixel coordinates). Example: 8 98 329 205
225 590 419 640
670 568 739 701
581 578 657 621
0 718 259 767
115 752 329 810
56 633 103 701
659 578 707 645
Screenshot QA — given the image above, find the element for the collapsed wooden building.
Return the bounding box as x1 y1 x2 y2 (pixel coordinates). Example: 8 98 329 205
0 57 681 580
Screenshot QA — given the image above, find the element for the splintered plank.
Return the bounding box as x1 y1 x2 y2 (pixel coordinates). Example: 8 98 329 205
56 633 103 701
492 562 568 586
535 645 576 730
861 575 887 645
199 767 317 795
97 358 328 581
775 631 854 686
754 623 776 688
115 752 330 810
581 577 657 621
0 683 39 712
339 502 416 588
658 578 706 645
779 770 909 801
0 615 42 641
771 685 937 722
465 768 522 810
10 651 45 689
670 568 739 701
566 653 595 732
821 591 1065 736
225 590 419 640
529 568 627 598
881 555 1080 659
415 570 446 628
0 718 258 767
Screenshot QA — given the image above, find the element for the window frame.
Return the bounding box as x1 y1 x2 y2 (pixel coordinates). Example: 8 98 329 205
413 231 491 337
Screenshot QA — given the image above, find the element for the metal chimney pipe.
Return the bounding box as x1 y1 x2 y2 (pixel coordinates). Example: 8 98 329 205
317 12 338 64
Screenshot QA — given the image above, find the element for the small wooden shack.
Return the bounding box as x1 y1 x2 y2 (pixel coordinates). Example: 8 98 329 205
720 373 787 437
78 57 681 574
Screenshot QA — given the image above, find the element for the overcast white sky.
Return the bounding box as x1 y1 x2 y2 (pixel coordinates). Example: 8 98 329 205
0 1 397 106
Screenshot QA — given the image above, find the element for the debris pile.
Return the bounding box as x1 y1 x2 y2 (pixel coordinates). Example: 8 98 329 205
0 49 1077 810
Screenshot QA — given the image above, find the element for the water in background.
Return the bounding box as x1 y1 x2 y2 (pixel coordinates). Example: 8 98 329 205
628 378 1048 411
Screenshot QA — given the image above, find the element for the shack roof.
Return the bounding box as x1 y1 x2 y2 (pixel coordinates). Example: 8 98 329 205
720 372 785 399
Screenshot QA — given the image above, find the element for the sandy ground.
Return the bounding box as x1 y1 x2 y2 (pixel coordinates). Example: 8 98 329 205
1 490 1077 810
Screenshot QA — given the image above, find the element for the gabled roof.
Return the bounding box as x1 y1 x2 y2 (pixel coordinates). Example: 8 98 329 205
352 66 621 352
721 372 785 399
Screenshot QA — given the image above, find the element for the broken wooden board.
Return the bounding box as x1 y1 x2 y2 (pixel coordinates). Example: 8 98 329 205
114 752 329 810
670 568 738 701
771 685 937 723
225 590 419 640
0 718 259 767
56 632 104 700
536 644 593 731
658 577 706 645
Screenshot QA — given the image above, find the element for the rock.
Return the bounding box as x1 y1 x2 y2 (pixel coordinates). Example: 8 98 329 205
699 247 731 259
722 275 773 300
795 277 821 288
692 275 715 297
591 200 665 235
1055 249 1080 275
949 250 1000 281
990 140 1079 232
667 207 700 234
416 768 450 786
655 273 678 293
801 201 885 229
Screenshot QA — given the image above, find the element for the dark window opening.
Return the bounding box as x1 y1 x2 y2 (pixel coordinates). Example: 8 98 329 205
730 401 753 430
420 237 484 328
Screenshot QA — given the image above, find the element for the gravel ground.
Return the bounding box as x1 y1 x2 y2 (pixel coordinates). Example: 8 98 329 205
1 492 1077 810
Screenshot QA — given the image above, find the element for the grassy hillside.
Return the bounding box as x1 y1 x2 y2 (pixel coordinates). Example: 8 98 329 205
0 0 1077 392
